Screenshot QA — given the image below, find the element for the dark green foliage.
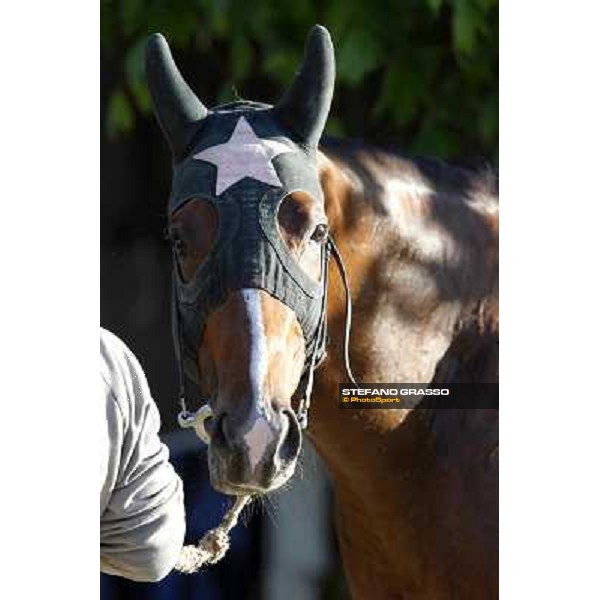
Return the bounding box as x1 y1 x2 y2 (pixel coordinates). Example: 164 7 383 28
101 0 497 162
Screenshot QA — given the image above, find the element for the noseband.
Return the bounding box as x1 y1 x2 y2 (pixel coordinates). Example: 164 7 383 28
175 235 357 441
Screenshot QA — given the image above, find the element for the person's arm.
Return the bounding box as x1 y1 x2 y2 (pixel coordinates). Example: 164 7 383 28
100 329 185 582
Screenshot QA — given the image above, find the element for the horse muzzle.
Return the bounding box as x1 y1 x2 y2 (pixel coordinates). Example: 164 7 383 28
207 407 302 495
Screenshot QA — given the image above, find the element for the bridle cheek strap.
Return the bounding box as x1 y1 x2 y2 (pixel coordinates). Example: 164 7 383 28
295 240 330 428
329 237 359 386
294 236 358 427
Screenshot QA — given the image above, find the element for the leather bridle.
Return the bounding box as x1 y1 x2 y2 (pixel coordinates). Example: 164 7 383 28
174 235 358 442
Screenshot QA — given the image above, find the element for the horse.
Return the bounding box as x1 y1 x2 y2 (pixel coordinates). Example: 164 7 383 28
146 25 498 599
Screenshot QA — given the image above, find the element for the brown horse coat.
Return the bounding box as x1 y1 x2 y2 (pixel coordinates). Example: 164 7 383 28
306 141 499 599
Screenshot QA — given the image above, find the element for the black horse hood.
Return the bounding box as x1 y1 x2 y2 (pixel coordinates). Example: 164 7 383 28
145 26 335 389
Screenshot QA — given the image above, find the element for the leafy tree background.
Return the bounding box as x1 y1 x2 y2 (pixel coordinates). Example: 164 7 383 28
101 0 498 423
101 0 497 158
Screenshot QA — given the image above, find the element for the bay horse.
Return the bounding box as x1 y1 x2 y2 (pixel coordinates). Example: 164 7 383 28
146 25 498 599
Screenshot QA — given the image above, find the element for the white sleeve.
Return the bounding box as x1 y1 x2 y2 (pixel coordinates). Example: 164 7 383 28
100 328 185 582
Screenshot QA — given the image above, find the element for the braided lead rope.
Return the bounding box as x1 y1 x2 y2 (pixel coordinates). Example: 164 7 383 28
175 494 252 573
175 388 246 573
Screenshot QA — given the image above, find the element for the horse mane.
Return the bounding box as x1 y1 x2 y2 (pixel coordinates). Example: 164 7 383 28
321 135 498 204
320 135 498 269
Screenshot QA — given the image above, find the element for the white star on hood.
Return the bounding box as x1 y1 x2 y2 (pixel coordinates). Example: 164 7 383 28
193 116 293 196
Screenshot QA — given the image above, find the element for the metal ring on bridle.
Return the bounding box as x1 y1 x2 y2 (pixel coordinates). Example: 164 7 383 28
178 404 214 444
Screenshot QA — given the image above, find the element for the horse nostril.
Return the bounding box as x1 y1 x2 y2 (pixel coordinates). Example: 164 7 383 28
211 413 228 448
277 408 301 464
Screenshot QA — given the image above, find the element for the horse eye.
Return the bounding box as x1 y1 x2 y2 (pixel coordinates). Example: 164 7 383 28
311 223 329 243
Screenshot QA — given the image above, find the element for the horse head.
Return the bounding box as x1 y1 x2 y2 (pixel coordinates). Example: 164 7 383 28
146 26 335 495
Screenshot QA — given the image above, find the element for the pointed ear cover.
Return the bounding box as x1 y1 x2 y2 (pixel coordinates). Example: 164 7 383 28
145 33 208 160
274 25 336 148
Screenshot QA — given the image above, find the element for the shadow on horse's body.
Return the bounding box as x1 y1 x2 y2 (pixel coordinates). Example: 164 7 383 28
307 139 498 599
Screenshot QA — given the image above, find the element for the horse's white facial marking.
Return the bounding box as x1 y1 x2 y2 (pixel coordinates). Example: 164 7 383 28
240 289 268 413
244 417 273 471
239 288 278 469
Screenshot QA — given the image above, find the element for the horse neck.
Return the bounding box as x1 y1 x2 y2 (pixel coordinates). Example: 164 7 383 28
311 144 498 466
310 147 498 596
318 144 498 382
